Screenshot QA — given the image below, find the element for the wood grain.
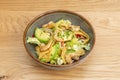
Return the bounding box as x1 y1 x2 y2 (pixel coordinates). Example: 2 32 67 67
0 0 120 80
0 0 120 11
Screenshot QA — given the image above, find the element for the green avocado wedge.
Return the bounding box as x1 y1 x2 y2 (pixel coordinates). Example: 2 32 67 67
35 28 50 44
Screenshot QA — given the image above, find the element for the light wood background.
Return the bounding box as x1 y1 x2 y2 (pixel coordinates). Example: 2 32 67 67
0 0 120 80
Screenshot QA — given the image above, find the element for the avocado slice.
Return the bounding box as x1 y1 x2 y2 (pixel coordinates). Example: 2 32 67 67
35 28 50 44
50 43 60 61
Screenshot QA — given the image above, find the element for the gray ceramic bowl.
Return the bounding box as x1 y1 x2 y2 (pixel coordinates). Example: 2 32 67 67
23 10 95 70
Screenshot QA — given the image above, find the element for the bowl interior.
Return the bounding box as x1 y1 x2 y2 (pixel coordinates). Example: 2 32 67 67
24 11 95 69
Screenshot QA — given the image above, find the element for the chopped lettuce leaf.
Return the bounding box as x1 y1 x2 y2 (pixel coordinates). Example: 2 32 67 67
83 43 90 50
50 60 57 64
73 44 82 51
72 43 91 51
66 49 76 54
27 37 41 45
57 58 63 65
66 37 78 47
40 58 46 62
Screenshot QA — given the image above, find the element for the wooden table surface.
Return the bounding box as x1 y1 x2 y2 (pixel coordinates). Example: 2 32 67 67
0 0 120 80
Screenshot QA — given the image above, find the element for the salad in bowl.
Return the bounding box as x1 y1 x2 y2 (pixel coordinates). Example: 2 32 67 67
27 19 90 65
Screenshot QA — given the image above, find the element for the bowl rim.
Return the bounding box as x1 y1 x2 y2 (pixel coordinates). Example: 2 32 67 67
23 10 96 68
